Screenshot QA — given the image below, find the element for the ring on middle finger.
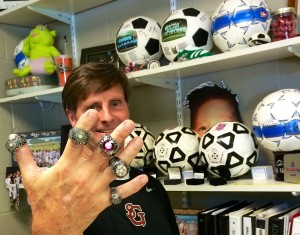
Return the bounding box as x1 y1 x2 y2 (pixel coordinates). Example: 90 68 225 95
99 134 120 157
109 156 130 178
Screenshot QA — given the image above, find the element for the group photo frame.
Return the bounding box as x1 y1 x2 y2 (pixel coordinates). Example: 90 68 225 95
173 208 202 235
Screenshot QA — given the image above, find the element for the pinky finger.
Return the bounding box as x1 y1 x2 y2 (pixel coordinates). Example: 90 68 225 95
115 174 148 201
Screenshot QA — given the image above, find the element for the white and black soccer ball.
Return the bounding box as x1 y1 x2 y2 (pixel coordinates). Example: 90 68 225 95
160 7 213 62
153 126 201 175
124 123 155 168
199 122 259 178
14 40 30 69
211 0 271 52
247 32 271 47
115 16 162 67
252 89 300 152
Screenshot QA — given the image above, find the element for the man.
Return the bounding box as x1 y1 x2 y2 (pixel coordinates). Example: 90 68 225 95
6 62 178 234
63 62 178 234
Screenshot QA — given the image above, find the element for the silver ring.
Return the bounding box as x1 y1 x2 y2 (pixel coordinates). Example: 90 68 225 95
109 156 130 178
110 187 122 205
99 134 120 157
68 127 90 145
5 134 27 154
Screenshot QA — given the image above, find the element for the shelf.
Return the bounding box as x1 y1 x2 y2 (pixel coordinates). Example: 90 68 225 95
132 36 300 89
1 37 300 104
0 0 114 27
0 86 63 103
163 179 300 193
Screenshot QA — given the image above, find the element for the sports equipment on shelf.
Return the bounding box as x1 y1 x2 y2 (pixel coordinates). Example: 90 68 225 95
199 122 259 178
211 0 271 52
115 16 162 67
124 123 155 168
160 7 213 62
252 89 300 152
153 126 200 175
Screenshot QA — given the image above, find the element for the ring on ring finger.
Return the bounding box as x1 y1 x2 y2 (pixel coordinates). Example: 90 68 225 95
99 134 120 157
109 156 130 178
110 187 122 205
5 134 27 154
68 127 90 145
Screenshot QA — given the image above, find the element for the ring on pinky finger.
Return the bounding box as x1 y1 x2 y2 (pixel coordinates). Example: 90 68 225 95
5 134 27 154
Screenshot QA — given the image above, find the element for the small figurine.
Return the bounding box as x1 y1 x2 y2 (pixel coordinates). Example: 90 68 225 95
13 25 61 77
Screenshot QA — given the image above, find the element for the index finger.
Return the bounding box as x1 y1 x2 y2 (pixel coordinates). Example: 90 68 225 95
62 109 98 160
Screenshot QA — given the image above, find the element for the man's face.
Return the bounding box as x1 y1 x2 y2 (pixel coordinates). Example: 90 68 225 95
192 98 236 137
67 85 130 140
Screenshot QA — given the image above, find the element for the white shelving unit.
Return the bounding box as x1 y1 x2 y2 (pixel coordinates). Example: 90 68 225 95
1 0 300 196
163 179 300 193
1 36 300 103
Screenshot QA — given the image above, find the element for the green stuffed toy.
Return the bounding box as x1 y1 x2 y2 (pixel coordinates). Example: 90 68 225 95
13 25 61 77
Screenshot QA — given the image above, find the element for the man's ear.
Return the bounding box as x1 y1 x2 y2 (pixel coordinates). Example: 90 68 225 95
66 109 77 127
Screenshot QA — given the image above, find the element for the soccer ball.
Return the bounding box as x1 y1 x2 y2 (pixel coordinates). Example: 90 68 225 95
153 126 201 175
211 0 271 52
199 122 259 178
124 123 155 168
247 32 271 46
115 16 162 67
160 7 213 62
252 89 300 152
14 40 30 69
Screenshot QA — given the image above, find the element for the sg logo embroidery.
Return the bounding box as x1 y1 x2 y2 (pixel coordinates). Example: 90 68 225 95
125 203 146 227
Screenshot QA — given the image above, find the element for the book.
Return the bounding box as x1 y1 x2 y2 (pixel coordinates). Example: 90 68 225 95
268 205 300 235
242 202 274 235
289 211 300 235
255 202 290 235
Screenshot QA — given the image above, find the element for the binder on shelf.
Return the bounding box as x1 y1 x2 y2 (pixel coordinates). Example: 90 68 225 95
267 205 300 235
198 200 239 235
242 202 274 235
289 211 300 235
216 201 251 235
255 202 290 235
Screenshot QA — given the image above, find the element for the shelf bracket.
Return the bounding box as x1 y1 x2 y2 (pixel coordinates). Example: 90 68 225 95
287 45 300 58
27 6 71 24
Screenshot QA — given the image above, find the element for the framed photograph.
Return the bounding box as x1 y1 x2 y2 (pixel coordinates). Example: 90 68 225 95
11 129 61 168
80 43 121 69
173 208 202 235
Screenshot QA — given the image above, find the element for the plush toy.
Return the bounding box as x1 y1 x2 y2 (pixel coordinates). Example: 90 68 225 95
13 25 61 77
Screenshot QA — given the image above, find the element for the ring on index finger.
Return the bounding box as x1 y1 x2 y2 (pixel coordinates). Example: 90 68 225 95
5 134 27 154
109 156 130 178
99 134 120 157
68 127 90 145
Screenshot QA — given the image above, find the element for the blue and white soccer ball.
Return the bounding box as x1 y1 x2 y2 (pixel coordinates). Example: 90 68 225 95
160 7 214 62
124 123 155 168
200 122 259 178
252 89 300 152
14 40 30 69
153 126 201 175
115 16 162 67
211 0 271 52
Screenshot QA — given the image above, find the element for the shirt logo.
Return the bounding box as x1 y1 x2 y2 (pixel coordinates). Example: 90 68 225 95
146 187 155 192
125 203 146 227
